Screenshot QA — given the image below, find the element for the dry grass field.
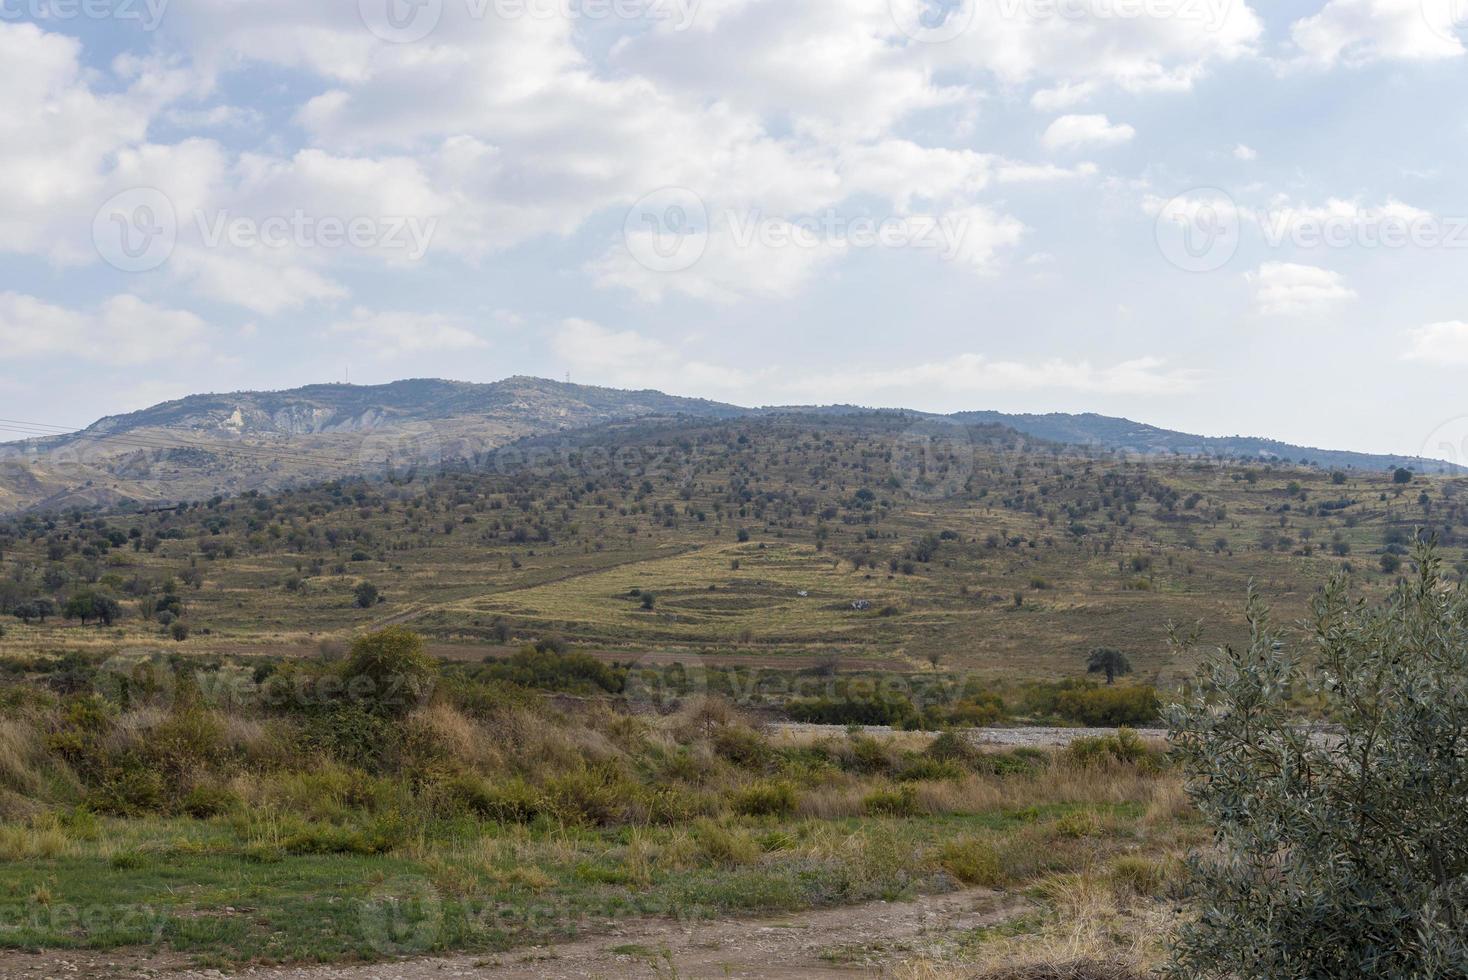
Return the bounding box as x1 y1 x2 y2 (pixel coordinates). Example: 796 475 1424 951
1 413 1463 974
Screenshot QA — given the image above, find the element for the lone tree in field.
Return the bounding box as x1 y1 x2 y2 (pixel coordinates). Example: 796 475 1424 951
1167 541 1468 978
64 591 120 627
1085 647 1131 684
353 581 380 609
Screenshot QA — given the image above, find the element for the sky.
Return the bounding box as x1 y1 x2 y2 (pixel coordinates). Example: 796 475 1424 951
3 0 1468 462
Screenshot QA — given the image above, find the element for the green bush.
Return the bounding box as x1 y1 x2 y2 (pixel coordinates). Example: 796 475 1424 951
544 767 628 826
731 780 796 817
937 836 1004 886
181 783 239 818
711 725 771 769
924 730 980 764
478 646 623 694
861 784 920 817
1054 684 1159 726
339 627 438 718
301 703 400 772
439 773 543 824
280 816 407 855
1063 728 1159 768
1167 545 1468 978
893 754 963 782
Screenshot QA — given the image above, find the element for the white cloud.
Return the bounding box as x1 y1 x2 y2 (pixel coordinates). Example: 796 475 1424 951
1031 81 1098 111
1234 144 1258 161
552 321 1200 401
552 319 763 393
1402 321 1468 364
794 354 1202 399
1246 262 1356 316
0 293 209 362
945 0 1264 92
994 161 1099 183
936 206 1027 271
1042 114 1136 150
590 217 850 303
0 23 160 264
327 309 489 358
1292 0 1465 66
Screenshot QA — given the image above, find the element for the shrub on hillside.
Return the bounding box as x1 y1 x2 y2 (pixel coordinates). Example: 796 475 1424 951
478 646 623 694
1054 684 1159 727
1167 544 1468 978
340 627 438 717
731 780 797 817
1063 728 1160 769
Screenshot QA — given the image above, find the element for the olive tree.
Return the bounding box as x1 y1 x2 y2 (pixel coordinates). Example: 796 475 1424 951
1085 647 1131 685
1166 542 1468 978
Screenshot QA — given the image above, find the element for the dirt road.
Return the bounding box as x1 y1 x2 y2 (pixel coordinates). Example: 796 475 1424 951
0 889 1020 980
769 723 1168 748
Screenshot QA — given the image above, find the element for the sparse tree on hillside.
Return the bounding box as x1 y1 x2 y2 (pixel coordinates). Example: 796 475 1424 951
354 581 380 609
1086 647 1132 685
63 591 120 627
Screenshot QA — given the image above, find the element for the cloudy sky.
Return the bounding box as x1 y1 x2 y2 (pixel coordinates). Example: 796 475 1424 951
3 0 1468 459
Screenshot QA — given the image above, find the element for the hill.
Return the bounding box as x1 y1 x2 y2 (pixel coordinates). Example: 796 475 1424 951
0 376 1458 515
0 377 743 513
3 410 1463 679
954 410 1454 474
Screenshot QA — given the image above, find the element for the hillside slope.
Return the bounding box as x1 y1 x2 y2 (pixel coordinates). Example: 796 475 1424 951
0 377 744 512
0 376 1457 514
955 411 1455 474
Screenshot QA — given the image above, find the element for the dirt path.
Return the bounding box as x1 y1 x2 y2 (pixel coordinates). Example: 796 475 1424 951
770 722 1168 748
0 889 1021 980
